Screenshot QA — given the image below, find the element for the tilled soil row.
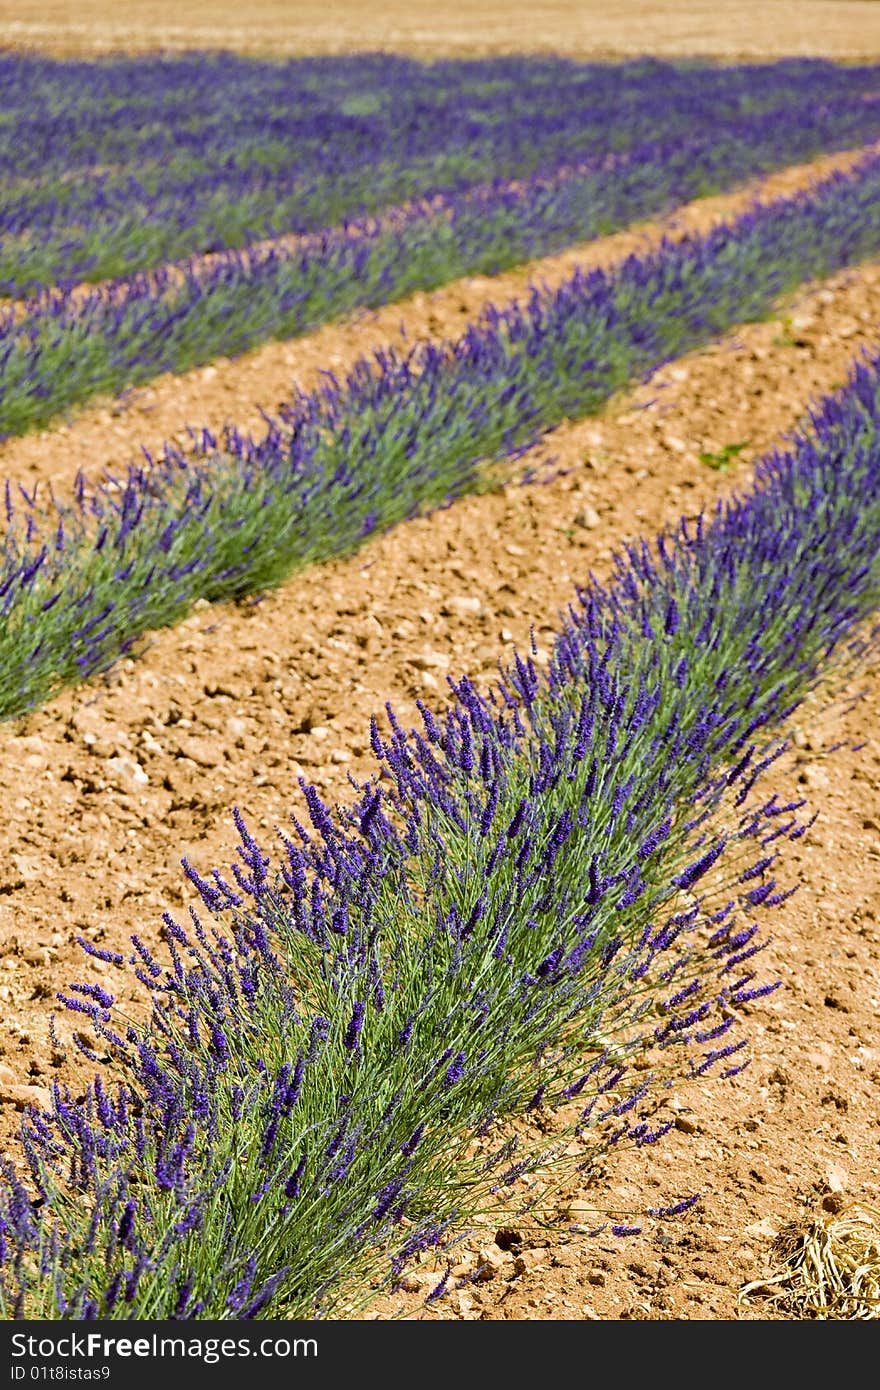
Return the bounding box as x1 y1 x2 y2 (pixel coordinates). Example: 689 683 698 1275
1 143 874 493
1 260 878 1327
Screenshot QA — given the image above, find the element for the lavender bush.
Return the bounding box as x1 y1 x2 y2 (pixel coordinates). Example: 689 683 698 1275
2 152 880 720
1 352 880 1318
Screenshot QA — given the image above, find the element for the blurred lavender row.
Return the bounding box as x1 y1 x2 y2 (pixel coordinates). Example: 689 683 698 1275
1 53 878 290
8 51 874 184
2 150 880 720
3 347 880 1318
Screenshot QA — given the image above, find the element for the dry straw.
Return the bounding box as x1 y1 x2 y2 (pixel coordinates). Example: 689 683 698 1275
739 1203 880 1320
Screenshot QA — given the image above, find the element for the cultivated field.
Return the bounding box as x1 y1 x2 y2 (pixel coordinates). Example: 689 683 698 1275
1 1 880 61
0 4 879 1324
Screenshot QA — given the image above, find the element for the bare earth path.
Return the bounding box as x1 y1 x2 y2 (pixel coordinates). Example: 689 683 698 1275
1 1 879 62
1 143 873 493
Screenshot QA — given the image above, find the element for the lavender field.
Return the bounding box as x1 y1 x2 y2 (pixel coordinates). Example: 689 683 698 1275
0 44 879 1323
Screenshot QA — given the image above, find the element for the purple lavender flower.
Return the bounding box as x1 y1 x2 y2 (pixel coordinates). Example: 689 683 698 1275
343 1001 366 1052
647 1194 700 1217
226 1256 257 1313
426 1265 453 1302
401 1124 424 1158
117 1199 136 1247
284 1152 308 1200
443 1052 466 1089
75 936 124 965
673 839 726 890
307 1016 330 1062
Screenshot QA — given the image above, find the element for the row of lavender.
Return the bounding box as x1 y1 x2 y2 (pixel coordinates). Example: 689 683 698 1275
9 52 870 183
3 54 878 290
6 99 880 441
3 152 880 721
3 350 880 1318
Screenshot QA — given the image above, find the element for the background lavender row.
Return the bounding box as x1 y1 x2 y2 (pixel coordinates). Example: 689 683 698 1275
2 55 878 289
4 352 880 1318
9 51 871 181
3 151 880 722
5 106 880 442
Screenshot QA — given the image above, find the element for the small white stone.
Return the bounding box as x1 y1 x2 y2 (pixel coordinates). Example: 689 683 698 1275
106 756 149 792
441 595 483 617
409 650 449 671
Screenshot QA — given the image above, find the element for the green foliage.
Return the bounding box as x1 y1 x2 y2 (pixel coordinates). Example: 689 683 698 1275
699 440 750 471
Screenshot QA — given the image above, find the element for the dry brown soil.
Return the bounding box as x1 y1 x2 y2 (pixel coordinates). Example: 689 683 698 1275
1 1 879 62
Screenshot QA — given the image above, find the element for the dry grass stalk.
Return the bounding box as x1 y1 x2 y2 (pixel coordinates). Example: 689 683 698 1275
739 1203 880 1319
